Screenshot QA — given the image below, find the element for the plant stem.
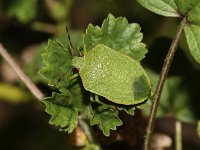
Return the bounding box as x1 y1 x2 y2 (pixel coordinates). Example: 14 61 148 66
144 17 187 150
0 44 44 100
176 120 182 150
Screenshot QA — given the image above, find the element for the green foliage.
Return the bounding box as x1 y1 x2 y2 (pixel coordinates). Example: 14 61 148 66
84 14 147 60
39 40 73 93
174 0 199 16
43 92 79 133
6 0 37 23
136 0 180 17
184 25 200 64
40 14 150 136
137 0 200 65
72 44 150 105
90 105 123 136
184 2 200 26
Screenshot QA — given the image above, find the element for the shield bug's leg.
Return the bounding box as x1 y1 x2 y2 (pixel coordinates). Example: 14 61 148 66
66 27 75 56
67 73 79 81
54 28 82 88
94 94 105 105
90 93 104 105
90 93 95 102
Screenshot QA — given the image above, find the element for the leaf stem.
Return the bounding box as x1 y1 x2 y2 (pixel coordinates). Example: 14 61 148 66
175 120 182 150
0 44 44 100
144 17 187 150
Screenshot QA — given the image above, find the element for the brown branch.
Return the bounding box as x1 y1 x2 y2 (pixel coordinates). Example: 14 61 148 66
0 44 44 101
144 17 187 150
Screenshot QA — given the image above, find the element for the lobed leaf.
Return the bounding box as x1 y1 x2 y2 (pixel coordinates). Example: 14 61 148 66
184 25 200 64
43 92 79 133
90 105 123 136
84 14 147 60
39 39 73 93
136 0 180 17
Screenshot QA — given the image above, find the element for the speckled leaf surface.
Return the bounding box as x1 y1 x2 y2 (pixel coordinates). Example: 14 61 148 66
84 14 147 60
72 44 151 105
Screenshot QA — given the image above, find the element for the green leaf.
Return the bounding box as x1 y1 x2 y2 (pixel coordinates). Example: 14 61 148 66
187 3 200 26
174 0 199 16
184 25 200 64
84 14 147 60
90 105 123 136
43 92 79 133
137 0 200 26
136 0 180 17
6 0 37 23
39 39 73 93
197 121 200 138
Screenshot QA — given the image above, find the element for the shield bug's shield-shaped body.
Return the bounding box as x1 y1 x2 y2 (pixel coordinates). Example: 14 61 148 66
72 44 150 105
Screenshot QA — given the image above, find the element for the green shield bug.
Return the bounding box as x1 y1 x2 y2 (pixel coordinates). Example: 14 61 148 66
72 44 150 105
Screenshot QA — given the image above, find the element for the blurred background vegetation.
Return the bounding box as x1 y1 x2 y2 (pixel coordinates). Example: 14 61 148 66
0 0 200 149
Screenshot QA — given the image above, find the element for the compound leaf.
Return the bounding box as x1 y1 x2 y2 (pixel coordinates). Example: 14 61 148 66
39 39 73 93
136 0 180 17
84 14 147 60
184 25 200 64
90 105 123 136
43 92 79 133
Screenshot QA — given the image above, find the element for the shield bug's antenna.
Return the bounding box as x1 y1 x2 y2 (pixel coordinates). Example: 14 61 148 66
66 27 75 56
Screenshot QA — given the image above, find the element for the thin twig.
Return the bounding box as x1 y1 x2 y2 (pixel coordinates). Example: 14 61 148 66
0 44 44 100
144 17 187 150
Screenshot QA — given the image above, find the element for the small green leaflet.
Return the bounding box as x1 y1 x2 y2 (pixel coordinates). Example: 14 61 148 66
72 44 151 105
90 105 123 136
84 13 147 61
43 93 79 133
